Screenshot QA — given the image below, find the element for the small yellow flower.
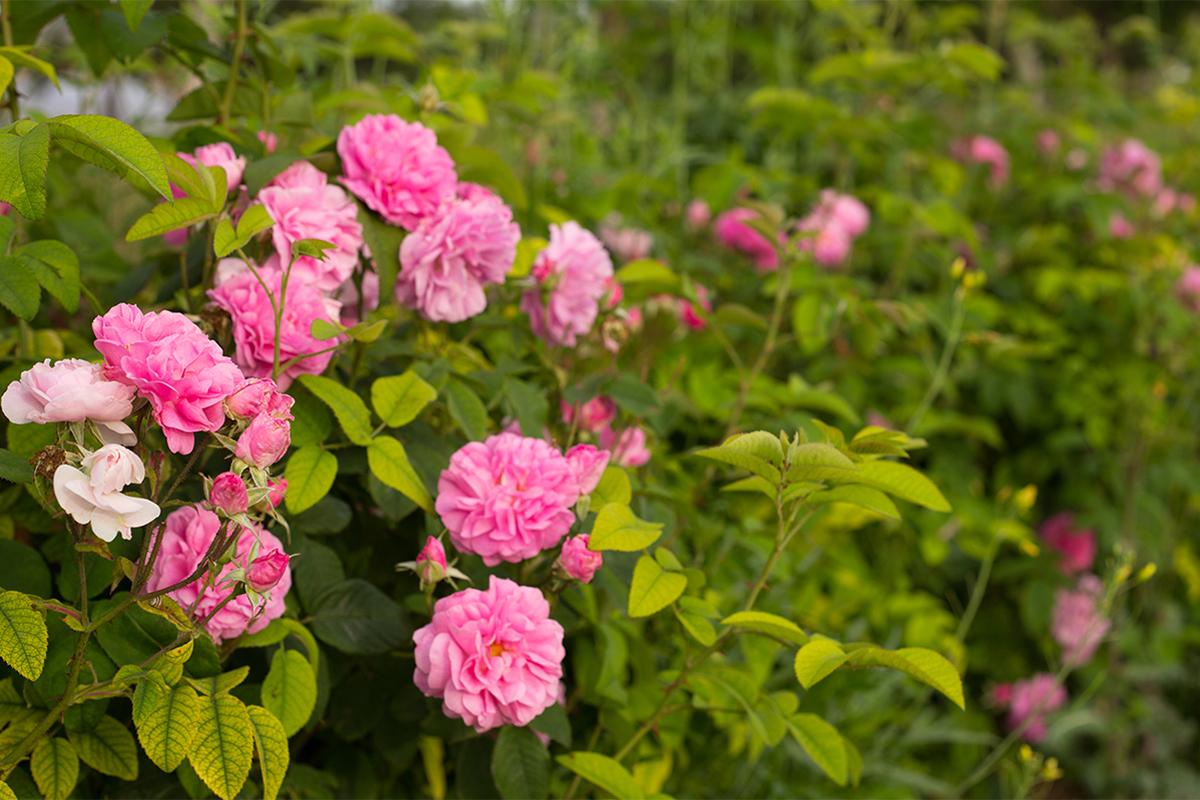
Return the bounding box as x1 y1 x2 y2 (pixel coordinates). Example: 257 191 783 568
1014 485 1038 513
1137 563 1157 582
1019 744 1034 762
1019 540 1040 557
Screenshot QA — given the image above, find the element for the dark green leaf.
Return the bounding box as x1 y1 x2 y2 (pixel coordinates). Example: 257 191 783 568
491 726 549 800
307 579 409 655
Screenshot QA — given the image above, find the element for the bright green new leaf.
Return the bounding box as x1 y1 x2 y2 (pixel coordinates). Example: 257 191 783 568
237 204 274 239
591 467 632 506
615 259 677 286
793 639 850 689
0 589 48 680
588 504 663 552
48 114 171 199
246 705 290 800
843 460 951 512
0 780 14 800
368 436 432 512
510 236 546 279
695 432 783 484
0 48 59 89
31 737 78 800
125 197 216 241
281 619 321 675
298 374 373 444
806 485 900 520
720 476 777 499
262 648 317 737
189 693 253 800
787 713 848 786
136 682 200 772
18 240 81 312
0 56 12 98
846 646 965 709
371 371 438 428
675 607 717 646
556 752 645 800
67 715 139 780
237 619 289 648
284 446 338 515
161 151 210 201
491 725 550 800
628 555 687 618
212 219 238 258
721 611 810 646
784 442 859 484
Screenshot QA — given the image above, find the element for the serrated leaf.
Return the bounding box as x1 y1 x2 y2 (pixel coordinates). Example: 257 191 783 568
298 374 373 445
0 781 13 800
720 476 777 498
721 611 809 646
0 255 40 320
556 752 645 800
528 704 571 748
162 151 209 201
367 436 432 512
189 693 253 800
0 590 47 680
237 204 273 239
186 666 250 697
125 197 216 241
444 380 489 441
120 0 154 33
0 121 50 219
588 504 663 552
261 648 316 737
284 446 338 515
246 706 289 800
371 371 437 429
136 682 199 772
212 219 238 258
807 485 900 520
788 713 848 786
0 449 33 484
843 460 951 512
48 114 171 199
784 442 859 483
17 240 80 312
31 737 78 800
0 677 39 729
67 715 138 780
492 725 550 800
846 647 964 709
695 446 781 485
793 639 850 689
628 555 687 618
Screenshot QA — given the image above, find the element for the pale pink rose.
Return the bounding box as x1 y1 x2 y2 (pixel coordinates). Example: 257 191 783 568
816 190 870 238
2 358 135 427
951 135 1009 188
520 221 614 347
1037 129 1061 155
225 377 291 421
246 548 290 593
257 131 277 153
679 284 713 330
80 445 144 495
53 463 159 543
1052 574 1110 667
235 413 291 469
337 114 458 230
1098 138 1163 198
93 304 244 455
565 444 610 496
1178 266 1200 312
413 575 565 732
184 143 246 193
797 215 854 267
685 199 711 230
436 433 581 566
558 535 602 583
209 472 249 516
1040 512 1097 575
256 160 364 293
561 396 617 434
1007 673 1067 743
416 536 448 585
599 216 653 263
145 506 292 644
207 267 343 390
1154 188 1178 217
397 190 520 322
1066 148 1089 171
1108 212 1135 239
714 208 779 272
599 425 651 468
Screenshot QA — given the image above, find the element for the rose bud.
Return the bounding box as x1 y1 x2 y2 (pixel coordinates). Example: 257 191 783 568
558 535 603 583
226 378 282 420
246 548 290 593
210 472 249 516
235 413 291 469
264 478 287 509
416 536 447 586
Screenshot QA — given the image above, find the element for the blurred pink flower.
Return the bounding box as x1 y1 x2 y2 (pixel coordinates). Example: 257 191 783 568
561 396 617 433
1108 212 1135 239
1066 148 1089 171
257 131 277 153
559 535 602 583
599 425 651 468
1098 138 1163 198
952 135 1010 188
1178 266 1200 311
599 216 653 263
1040 512 1097 575
685 199 711 229
1006 673 1067 743
714 208 779 271
521 222 614 347
1037 129 1061 155
1153 188 1178 217
679 284 713 330
565 444 609 496
1052 574 1110 667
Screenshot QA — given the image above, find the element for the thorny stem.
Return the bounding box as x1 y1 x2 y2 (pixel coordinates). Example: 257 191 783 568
221 0 248 124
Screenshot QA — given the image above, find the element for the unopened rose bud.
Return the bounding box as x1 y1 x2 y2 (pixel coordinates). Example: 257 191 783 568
226 378 291 421
246 548 290 593
210 472 249 516
416 536 447 587
557 535 603 583
235 413 291 469
263 478 286 509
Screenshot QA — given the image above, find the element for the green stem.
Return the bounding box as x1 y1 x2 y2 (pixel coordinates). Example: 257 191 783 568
1 0 17 123
906 288 965 434
221 0 248 124
955 540 997 643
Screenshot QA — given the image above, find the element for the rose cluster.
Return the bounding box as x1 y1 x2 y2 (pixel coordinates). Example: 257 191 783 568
795 190 871 268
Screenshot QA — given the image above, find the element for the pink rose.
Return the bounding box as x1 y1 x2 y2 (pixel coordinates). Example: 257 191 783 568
565 444 610 496
520 222 614 347
207 266 343 390
1006 673 1066 743
1178 266 1200 312
1098 138 1163 198
1154 188 1178 217
679 284 713 330
558 535 602 583
951 135 1010 189
246 548 290 593
685 199 711 229
53 460 159 543
80 444 144 495
396 189 520 322
599 425 651 468
436 433 581 566
1040 512 1096 575
257 131 277 153
599 217 653 264
235 413 291 469
416 536 448 586
257 161 364 293
185 143 246 193
1181 194 1197 214
93 304 244 455
225 378 291 421
337 114 458 231
817 190 870 238
1051 574 1110 667
561 396 617 434
413 575 565 732
1108 212 1135 239
1037 129 1061 155
2 358 136 427
713 209 779 272
797 217 854 267
145 505 292 644
210 472 249 516
254 478 287 512
1066 148 1088 171
989 682 1013 708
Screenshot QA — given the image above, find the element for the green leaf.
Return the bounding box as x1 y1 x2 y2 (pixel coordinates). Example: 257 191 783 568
0 48 60 89
119 0 154 33
0 677 39 729
0 590 47 680
287 386 331 449
843 461 951 512
280 620 321 676
67 715 138 780
237 204 274 239
17 240 80 313
284 446 338 515
244 155 302 197
787 714 848 786
846 647 964 709
607 375 659 417
784 442 859 484
307 578 409 655
721 611 809 646
136 682 199 772
556 752 644 800
0 780 13 800
0 56 11 98
615 259 677 286
0 255 40 320
720 476 777 499
291 238 335 261
510 236 546 279
528 703 571 748
714 302 767 329
371 371 437 429
505 378 548 437
695 446 780 485
807 485 900 520
367 436 432 512
0 449 33 484
262 648 316 737
125 197 216 241
452 146 529 210
491 725 550 800
357 203 405 298
793 639 850 689
246 705 290 800
212 219 238 258
298 375 373 445
444 380 489 441
588 504 663 552
628 555 687 618
31 738 78 800
161 151 209 201
674 607 717 646
591 467 631 506
189 693 253 800
843 736 863 786
236 619 289 649
186 666 250 697
48 114 171 199
0 121 50 219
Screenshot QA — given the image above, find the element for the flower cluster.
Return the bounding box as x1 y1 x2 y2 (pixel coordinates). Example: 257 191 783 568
1039 512 1096 575
53 444 160 542
714 208 780 271
521 221 614 347
795 190 871 268
1051 574 1111 667
992 673 1067 743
